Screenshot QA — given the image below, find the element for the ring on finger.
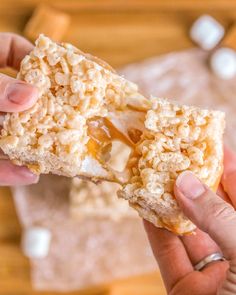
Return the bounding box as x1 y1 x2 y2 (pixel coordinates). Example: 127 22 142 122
194 253 226 271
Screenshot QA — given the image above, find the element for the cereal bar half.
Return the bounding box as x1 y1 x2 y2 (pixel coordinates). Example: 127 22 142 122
118 98 225 234
0 35 148 181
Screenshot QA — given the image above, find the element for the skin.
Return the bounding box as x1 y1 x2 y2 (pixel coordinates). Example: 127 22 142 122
0 33 39 185
144 147 236 295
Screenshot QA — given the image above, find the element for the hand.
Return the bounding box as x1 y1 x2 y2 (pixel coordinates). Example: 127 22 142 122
0 33 39 186
144 147 236 295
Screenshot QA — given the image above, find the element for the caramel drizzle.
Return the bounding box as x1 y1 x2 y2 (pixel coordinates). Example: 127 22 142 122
86 117 133 162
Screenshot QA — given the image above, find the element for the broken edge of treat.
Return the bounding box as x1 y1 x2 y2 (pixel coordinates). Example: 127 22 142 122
129 198 196 235
118 97 225 235
0 34 150 182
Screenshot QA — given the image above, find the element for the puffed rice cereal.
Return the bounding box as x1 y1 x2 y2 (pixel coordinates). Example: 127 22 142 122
118 97 225 235
0 35 225 235
0 35 148 178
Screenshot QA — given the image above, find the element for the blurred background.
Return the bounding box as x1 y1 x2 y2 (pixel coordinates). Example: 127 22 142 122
1 1 236 295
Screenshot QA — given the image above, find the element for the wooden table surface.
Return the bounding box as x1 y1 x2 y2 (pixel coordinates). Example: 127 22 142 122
0 1 235 294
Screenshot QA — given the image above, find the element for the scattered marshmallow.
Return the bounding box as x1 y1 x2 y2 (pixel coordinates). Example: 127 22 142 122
24 4 70 42
21 227 51 259
190 15 224 50
210 47 236 79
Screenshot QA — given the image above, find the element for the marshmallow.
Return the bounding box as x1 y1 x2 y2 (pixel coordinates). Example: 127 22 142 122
21 227 51 259
210 47 236 79
190 15 224 50
24 4 70 42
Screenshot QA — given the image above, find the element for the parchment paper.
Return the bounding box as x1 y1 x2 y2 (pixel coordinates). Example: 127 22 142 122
13 176 155 291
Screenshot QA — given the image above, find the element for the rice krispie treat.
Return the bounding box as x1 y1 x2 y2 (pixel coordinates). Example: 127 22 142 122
118 98 225 235
0 35 148 180
0 35 225 235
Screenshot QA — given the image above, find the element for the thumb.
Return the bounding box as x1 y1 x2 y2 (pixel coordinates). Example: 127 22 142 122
174 171 236 262
0 73 38 112
222 146 236 203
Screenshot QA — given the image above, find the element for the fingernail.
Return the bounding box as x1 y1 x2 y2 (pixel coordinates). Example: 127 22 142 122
176 171 205 199
16 166 39 183
7 83 37 105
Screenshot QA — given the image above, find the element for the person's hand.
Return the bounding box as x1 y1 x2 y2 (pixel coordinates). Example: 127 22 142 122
0 33 39 186
144 147 236 295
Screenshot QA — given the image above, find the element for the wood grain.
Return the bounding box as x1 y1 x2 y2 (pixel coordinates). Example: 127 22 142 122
0 0 235 68
0 0 234 294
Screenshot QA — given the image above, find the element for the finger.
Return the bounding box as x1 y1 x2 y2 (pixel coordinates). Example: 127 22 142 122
222 146 236 206
217 183 231 205
182 183 229 268
0 160 38 186
0 73 38 112
175 171 236 261
181 228 221 266
0 33 33 70
171 268 228 295
144 220 193 292
202 260 228 284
